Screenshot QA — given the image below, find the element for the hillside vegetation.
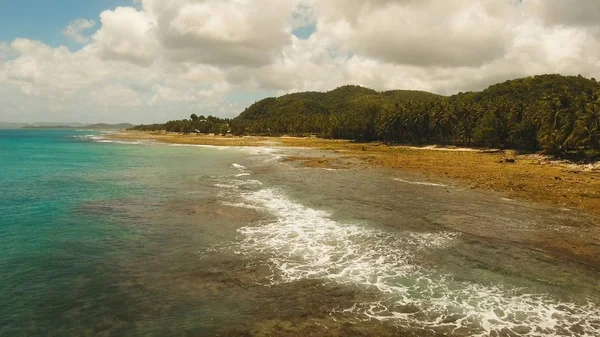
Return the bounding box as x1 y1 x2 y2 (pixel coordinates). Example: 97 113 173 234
131 74 600 156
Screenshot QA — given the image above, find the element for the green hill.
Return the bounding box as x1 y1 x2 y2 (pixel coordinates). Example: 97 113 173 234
132 74 600 156
230 75 600 154
472 74 600 104
232 86 446 140
383 90 444 105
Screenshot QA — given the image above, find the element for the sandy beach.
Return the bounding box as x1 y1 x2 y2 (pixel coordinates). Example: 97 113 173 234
108 131 600 217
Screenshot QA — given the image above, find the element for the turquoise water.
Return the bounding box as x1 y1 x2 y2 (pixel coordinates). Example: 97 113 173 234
0 130 255 336
1 129 599 337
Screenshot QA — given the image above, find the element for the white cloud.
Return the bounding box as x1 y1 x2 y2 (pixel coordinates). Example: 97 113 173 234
92 7 160 66
62 19 96 44
2 0 600 123
89 84 143 107
0 42 12 61
312 0 512 67
534 0 600 28
291 2 316 29
147 0 297 67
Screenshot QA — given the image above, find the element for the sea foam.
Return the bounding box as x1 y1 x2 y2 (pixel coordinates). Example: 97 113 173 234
75 134 146 145
232 163 248 171
218 181 600 337
393 178 448 187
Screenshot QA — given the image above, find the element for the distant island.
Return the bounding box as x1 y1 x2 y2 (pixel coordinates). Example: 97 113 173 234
21 123 134 130
22 125 80 129
131 74 600 158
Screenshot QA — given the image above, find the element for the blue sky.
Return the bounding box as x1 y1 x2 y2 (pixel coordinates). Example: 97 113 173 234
0 0 307 123
0 0 315 46
292 24 316 40
0 0 133 47
1 0 597 124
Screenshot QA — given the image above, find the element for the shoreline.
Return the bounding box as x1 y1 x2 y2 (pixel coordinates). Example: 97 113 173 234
107 131 600 217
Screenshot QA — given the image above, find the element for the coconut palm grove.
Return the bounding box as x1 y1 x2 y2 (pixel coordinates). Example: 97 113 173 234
131 74 600 157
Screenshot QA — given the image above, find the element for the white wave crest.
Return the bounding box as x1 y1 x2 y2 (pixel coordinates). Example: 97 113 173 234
241 147 285 162
235 188 456 284
96 139 144 145
168 144 229 150
232 163 248 171
223 187 600 337
74 134 146 145
214 179 262 190
393 178 447 187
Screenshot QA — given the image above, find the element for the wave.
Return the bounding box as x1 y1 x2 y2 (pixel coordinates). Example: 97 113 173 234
95 139 144 145
393 178 448 187
168 144 230 150
241 147 285 162
214 179 262 190
166 145 286 164
73 134 147 145
218 184 599 337
232 163 248 171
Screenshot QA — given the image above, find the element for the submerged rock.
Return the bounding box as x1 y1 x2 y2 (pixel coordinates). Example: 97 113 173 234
392 303 421 314
442 313 466 323
512 326 531 335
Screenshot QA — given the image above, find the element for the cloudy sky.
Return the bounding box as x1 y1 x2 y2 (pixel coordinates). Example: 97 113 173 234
1 0 599 123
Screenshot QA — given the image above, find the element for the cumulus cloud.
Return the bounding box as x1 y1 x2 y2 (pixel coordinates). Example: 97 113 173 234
62 19 96 44
535 0 600 27
0 42 13 61
92 7 160 66
147 0 297 67
325 1 510 67
1 0 600 123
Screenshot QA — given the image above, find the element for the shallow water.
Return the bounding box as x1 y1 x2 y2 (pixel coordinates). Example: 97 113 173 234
1 130 599 337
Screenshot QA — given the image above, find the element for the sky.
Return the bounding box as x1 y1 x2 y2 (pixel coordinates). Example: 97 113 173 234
1 0 600 124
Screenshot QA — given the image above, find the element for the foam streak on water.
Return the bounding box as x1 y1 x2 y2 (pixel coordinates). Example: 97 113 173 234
232 163 248 171
75 134 146 145
221 181 600 337
393 178 448 187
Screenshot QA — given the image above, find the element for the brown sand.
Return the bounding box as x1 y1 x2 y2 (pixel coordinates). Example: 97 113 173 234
107 131 600 216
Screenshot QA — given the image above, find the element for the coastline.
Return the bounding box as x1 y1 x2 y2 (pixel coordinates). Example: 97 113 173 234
107 131 600 217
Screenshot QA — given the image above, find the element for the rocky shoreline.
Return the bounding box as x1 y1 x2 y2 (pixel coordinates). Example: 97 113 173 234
107 131 600 217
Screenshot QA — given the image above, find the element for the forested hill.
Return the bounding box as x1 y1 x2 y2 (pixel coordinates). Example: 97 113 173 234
235 86 443 121
131 74 600 155
232 86 445 141
468 74 600 105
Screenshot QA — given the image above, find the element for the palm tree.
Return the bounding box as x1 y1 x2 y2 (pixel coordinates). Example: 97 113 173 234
576 100 600 153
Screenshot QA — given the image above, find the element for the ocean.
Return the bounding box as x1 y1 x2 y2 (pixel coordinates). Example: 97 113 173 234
1 129 599 337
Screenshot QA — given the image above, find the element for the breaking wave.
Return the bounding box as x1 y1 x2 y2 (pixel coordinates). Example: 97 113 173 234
217 178 600 337
74 134 146 145
232 163 248 171
393 178 448 187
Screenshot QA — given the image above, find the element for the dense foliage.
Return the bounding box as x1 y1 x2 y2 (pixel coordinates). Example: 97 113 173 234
131 75 600 155
130 115 231 135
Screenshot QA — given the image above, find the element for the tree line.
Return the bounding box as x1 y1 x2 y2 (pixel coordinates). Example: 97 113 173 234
130 74 600 156
130 114 231 135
